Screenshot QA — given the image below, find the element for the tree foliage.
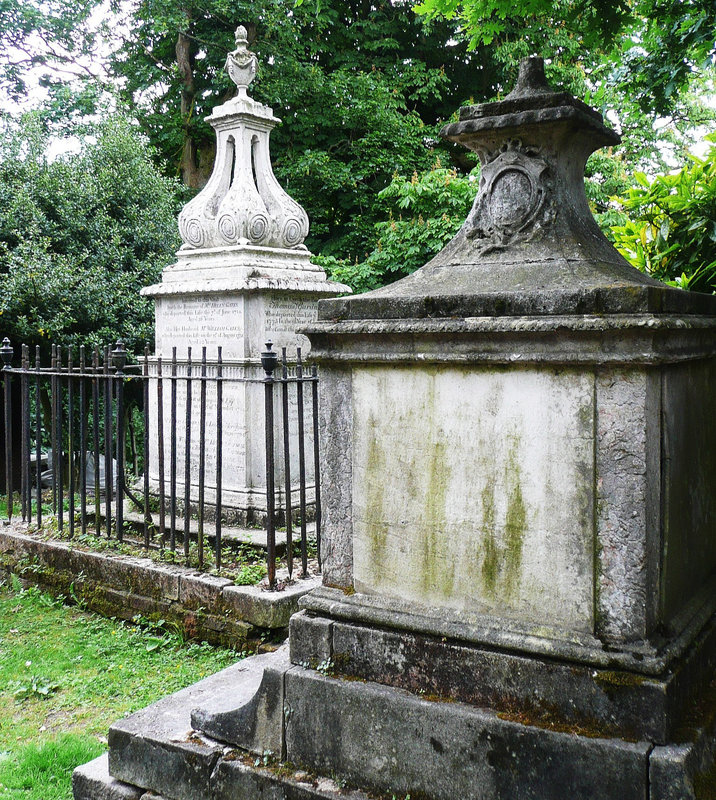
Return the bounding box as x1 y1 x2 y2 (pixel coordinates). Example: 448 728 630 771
413 0 716 170
0 114 181 355
105 0 500 262
318 160 479 292
0 0 110 129
413 0 715 112
610 136 716 294
0 0 713 298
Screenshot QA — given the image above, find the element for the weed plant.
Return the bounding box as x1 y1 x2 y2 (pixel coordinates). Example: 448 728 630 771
0 576 239 799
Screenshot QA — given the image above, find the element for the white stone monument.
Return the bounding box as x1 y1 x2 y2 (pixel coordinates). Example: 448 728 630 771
141 26 349 523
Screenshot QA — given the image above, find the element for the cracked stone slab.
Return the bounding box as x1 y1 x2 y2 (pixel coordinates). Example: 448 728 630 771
108 659 245 797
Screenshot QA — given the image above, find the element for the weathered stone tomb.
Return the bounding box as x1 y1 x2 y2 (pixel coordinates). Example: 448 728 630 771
141 27 348 522
75 56 716 800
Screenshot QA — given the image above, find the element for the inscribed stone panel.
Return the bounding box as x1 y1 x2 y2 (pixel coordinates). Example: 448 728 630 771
155 296 246 358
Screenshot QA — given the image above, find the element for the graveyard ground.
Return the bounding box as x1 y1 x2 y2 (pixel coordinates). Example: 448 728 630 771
0 576 240 800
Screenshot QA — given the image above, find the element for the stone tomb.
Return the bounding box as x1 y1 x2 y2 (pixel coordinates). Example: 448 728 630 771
141 28 349 522
294 58 716 795
75 58 716 800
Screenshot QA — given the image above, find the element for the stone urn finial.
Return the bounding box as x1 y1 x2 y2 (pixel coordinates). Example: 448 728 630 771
225 25 258 98
505 55 552 98
321 53 712 321
177 28 309 252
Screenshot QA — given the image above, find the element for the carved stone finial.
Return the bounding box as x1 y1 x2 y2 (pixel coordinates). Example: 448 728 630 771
177 29 309 252
225 24 258 96
440 56 620 257
505 56 552 99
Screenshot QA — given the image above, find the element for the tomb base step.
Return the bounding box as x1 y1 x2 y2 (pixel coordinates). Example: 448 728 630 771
289 601 716 744
74 646 716 800
73 751 371 800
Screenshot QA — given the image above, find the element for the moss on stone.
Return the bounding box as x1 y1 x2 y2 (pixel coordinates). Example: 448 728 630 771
593 670 647 690
504 436 526 598
694 761 716 799
420 436 451 599
364 412 388 569
480 482 498 597
495 706 635 741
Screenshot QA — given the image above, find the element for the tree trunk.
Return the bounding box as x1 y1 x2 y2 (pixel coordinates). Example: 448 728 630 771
176 29 204 189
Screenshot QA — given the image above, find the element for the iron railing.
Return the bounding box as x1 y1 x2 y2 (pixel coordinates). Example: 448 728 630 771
0 337 320 588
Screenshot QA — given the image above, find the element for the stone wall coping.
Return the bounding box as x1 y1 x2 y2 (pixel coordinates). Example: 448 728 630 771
307 313 716 335
0 528 319 633
302 313 716 366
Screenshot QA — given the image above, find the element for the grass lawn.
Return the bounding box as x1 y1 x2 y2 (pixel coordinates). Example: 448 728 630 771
0 575 241 799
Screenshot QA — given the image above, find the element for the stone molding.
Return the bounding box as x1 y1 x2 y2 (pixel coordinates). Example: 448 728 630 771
304 313 716 366
299 583 716 676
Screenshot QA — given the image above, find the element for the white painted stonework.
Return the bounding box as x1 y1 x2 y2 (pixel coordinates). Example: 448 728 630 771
141 27 349 519
352 365 595 632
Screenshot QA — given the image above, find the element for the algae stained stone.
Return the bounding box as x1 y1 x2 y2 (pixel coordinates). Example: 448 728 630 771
351 364 595 632
305 57 716 655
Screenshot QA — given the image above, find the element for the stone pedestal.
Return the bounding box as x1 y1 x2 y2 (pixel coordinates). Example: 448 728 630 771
140 28 348 522
142 250 346 522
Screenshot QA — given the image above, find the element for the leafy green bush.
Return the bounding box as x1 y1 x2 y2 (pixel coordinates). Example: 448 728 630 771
318 161 479 293
0 113 181 356
611 136 716 293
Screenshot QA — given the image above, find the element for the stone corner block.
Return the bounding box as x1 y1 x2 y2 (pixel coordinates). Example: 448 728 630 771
191 646 291 757
222 577 320 629
289 611 333 667
649 715 716 800
72 754 144 800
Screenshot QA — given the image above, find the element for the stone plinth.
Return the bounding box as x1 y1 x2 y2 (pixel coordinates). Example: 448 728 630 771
141 28 349 522
306 315 716 652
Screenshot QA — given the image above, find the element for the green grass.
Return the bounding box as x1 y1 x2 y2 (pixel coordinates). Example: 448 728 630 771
0 577 240 799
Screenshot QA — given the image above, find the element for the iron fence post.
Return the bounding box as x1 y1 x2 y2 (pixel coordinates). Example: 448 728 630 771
143 344 151 549
103 346 112 538
296 348 308 578
1 338 14 520
112 341 127 542
215 347 223 570
281 347 293 580
20 344 29 523
311 364 322 571
262 341 278 589
35 346 42 528
68 347 75 538
183 347 192 564
79 346 87 536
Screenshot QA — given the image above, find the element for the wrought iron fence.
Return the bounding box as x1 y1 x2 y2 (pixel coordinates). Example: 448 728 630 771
0 337 320 588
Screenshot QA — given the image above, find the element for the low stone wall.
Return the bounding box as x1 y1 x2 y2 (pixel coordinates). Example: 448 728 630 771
0 528 318 648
